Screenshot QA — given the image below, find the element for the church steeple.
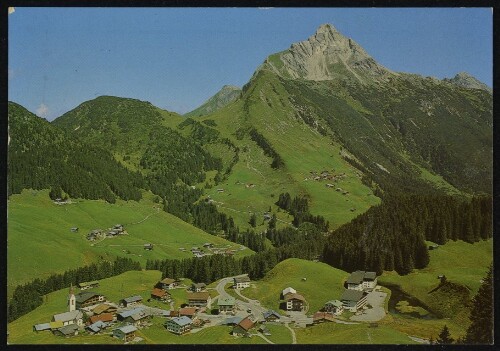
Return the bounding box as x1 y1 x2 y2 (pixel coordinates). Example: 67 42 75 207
68 284 76 312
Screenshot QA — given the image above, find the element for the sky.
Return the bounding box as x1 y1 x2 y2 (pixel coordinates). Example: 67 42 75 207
8 7 493 121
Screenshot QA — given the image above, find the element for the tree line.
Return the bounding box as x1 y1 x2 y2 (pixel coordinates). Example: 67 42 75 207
249 128 285 169
275 192 329 231
323 194 492 275
8 257 141 322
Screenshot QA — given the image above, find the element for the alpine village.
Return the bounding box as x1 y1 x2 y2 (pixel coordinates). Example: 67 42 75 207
7 22 492 346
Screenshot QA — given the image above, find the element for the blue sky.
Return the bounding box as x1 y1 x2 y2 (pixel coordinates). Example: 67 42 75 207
9 7 492 120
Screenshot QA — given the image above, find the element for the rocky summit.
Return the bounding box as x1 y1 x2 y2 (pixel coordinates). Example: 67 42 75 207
260 24 394 82
443 71 492 93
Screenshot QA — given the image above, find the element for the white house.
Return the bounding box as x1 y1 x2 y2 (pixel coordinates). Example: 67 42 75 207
340 289 368 312
52 310 84 327
346 271 377 291
166 316 192 335
324 300 344 315
233 275 251 289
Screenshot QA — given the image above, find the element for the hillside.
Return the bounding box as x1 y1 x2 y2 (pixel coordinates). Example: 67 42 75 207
8 102 143 202
184 85 242 118
244 258 349 313
7 189 253 293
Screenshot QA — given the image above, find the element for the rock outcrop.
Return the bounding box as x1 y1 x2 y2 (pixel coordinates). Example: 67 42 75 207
443 72 492 93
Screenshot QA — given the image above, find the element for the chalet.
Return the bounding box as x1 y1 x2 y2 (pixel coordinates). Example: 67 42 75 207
120 295 143 307
86 229 102 241
70 227 79 232
53 324 79 337
117 308 151 326
166 316 192 335
232 317 254 336
179 307 197 318
89 313 114 325
326 183 334 188
113 325 137 342
191 283 206 292
217 296 236 313
52 310 84 327
217 188 225 193
313 312 335 324
113 224 124 232
151 288 171 302
233 275 251 289
156 277 178 290
75 292 105 309
144 243 154 250
340 289 368 312
86 320 108 334
262 310 281 322
221 316 243 326
92 303 117 316
107 230 119 237
284 293 306 311
324 300 344 315
77 280 99 290
33 323 51 332
187 292 212 309
203 242 214 248
281 287 296 298
345 271 378 291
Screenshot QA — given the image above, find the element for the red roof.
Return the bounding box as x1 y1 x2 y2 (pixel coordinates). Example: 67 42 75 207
151 288 169 298
237 317 254 331
89 313 113 324
179 307 197 316
188 292 210 301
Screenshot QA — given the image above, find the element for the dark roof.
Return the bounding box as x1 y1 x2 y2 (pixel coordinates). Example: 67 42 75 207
115 325 137 334
188 292 210 300
340 289 366 302
192 283 206 288
57 324 79 335
284 293 305 302
75 291 103 303
222 316 243 325
263 310 281 319
122 295 143 303
364 271 377 280
346 271 365 285
234 275 250 283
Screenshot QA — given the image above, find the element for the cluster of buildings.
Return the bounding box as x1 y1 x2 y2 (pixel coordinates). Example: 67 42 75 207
86 224 126 241
178 243 240 258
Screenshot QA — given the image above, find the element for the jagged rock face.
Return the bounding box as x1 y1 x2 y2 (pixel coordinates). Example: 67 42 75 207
443 72 492 93
262 24 394 82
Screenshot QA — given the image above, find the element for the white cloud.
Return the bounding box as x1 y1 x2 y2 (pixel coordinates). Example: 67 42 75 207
36 103 49 118
8 7 15 15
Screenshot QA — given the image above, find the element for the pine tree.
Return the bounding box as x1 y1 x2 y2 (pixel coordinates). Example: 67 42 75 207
464 265 493 344
437 325 454 344
249 213 257 228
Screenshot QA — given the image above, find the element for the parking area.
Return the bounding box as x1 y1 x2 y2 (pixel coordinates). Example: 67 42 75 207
350 290 387 322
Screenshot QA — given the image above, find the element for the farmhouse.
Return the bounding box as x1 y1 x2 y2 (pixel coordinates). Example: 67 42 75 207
53 324 79 337
120 295 143 307
92 303 117 316
165 316 192 335
117 308 151 326
89 313 114 324
233 275 251 289
340 289 368 312
221 316 243 326
156 277 178 290
187 292 212 309
113 325 137 342
75 292 105 309
33 323 51 332
313 312 335 324
191 283 206 292
77 280 99 290
86 320 109 334
179 307 197 318
262 310 281 322
144 243 154 250
52 310 84 327
151 288 171 302
217 296 236 313
345 271 378 291
232 317 254 336
70 227 79 232
284 293 306 311
324 300 344 315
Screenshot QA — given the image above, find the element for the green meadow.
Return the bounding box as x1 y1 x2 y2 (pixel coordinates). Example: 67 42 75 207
244 258 349 313
7 189 253 293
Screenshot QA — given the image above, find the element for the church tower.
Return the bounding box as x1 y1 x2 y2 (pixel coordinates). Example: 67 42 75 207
68 284 76 312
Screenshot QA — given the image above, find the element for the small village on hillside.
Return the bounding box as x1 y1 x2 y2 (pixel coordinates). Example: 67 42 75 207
30 270 383 344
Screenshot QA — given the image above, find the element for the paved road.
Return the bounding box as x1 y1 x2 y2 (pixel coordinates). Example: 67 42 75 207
350 291 387 322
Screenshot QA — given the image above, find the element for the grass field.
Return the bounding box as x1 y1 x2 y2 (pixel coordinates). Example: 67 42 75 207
7 189 253 293
379 238 492 339
295 321 417 344
244 258 349 313
263 323 293 344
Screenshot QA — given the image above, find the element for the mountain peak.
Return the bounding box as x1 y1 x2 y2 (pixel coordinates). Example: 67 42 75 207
260 23 394 82
443 72 492 93
184 85 242 118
